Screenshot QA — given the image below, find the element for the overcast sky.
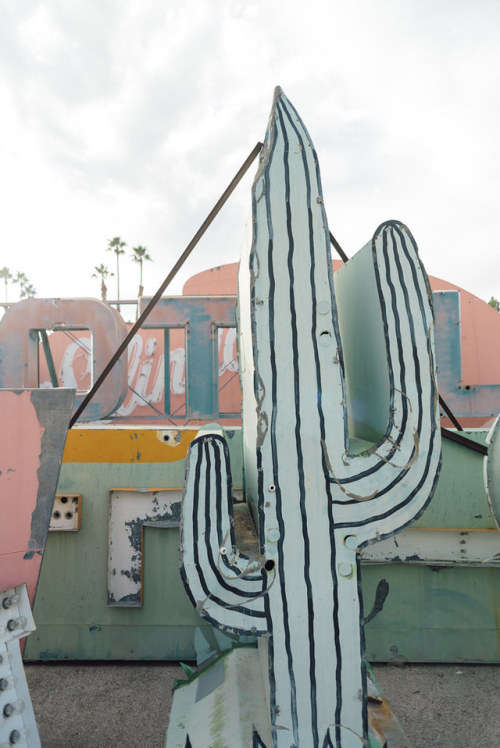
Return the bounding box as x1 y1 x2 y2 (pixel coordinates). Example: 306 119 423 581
0 0 499 312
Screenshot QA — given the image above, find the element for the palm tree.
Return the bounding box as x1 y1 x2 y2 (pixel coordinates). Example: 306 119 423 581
92 264 114 301
0 267 12 303
24 283 36 299
131 245 152 298
13 271 29 298
107 236 126 310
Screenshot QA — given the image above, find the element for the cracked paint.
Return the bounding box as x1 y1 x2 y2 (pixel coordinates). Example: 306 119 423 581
0 389 73 604
107 488 182 606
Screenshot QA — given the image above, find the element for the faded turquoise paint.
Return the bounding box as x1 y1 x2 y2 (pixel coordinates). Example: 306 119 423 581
363 564 500 663
433 290 500 419
139 296 236 419
24 462 211 661
24 428 499 662
414 430 492 529
167 648 273 747
485 416 500 528
24 432 243 661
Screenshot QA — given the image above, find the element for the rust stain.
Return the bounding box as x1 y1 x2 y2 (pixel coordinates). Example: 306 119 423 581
368 694 410 747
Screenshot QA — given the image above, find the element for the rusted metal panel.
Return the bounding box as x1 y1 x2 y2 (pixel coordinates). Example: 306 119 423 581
365 664 410 748
0 389 74 605
62 427 197 463
0 298 127 421
28 310 239 422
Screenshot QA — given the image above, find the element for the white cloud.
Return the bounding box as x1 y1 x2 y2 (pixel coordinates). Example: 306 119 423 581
0 0 498 310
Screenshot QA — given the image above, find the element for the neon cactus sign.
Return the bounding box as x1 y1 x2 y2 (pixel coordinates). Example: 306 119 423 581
179 89 441 745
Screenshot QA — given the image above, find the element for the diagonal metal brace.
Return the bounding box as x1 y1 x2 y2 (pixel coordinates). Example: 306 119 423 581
69 142 263 427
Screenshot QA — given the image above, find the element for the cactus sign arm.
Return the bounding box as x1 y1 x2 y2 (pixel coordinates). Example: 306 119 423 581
178 88 441 747
331 222 441 537
180 432 270 635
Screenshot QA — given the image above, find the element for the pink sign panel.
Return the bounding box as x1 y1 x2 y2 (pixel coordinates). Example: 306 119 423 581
0 389 74 605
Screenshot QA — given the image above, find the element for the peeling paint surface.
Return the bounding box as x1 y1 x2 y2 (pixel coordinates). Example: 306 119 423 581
107 488 182 606
63 428 198 463
138 296 236 420
20 424 500 662
361 527 500 566
0 389 74 603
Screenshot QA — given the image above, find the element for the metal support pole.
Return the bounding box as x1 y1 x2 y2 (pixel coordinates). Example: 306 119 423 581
69 142 263 427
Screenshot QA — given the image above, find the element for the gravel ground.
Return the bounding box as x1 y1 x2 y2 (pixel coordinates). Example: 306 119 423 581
24 661 500 747
373 663 500 748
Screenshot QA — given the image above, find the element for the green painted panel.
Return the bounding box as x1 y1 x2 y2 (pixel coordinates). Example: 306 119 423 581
335 240 391 443
25 524 214 660
25 433 243 660
415 432 492 529
363 564 500 662
25 427 499 662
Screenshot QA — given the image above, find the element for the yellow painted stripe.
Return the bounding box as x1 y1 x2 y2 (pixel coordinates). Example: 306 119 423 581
63 429 199 463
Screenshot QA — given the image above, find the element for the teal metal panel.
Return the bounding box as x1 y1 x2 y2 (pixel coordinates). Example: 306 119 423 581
334 240 391 443
25 433 243 661
363 564 500 663
485 416 500 528
24 428 500 662
25 504 213 661
414 430 492 529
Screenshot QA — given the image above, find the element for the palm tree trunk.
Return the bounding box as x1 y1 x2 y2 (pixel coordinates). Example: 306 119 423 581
116 255 120 311
137 259 144 318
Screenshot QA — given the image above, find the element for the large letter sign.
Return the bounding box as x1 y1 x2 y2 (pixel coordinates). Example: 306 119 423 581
0 298 128 421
